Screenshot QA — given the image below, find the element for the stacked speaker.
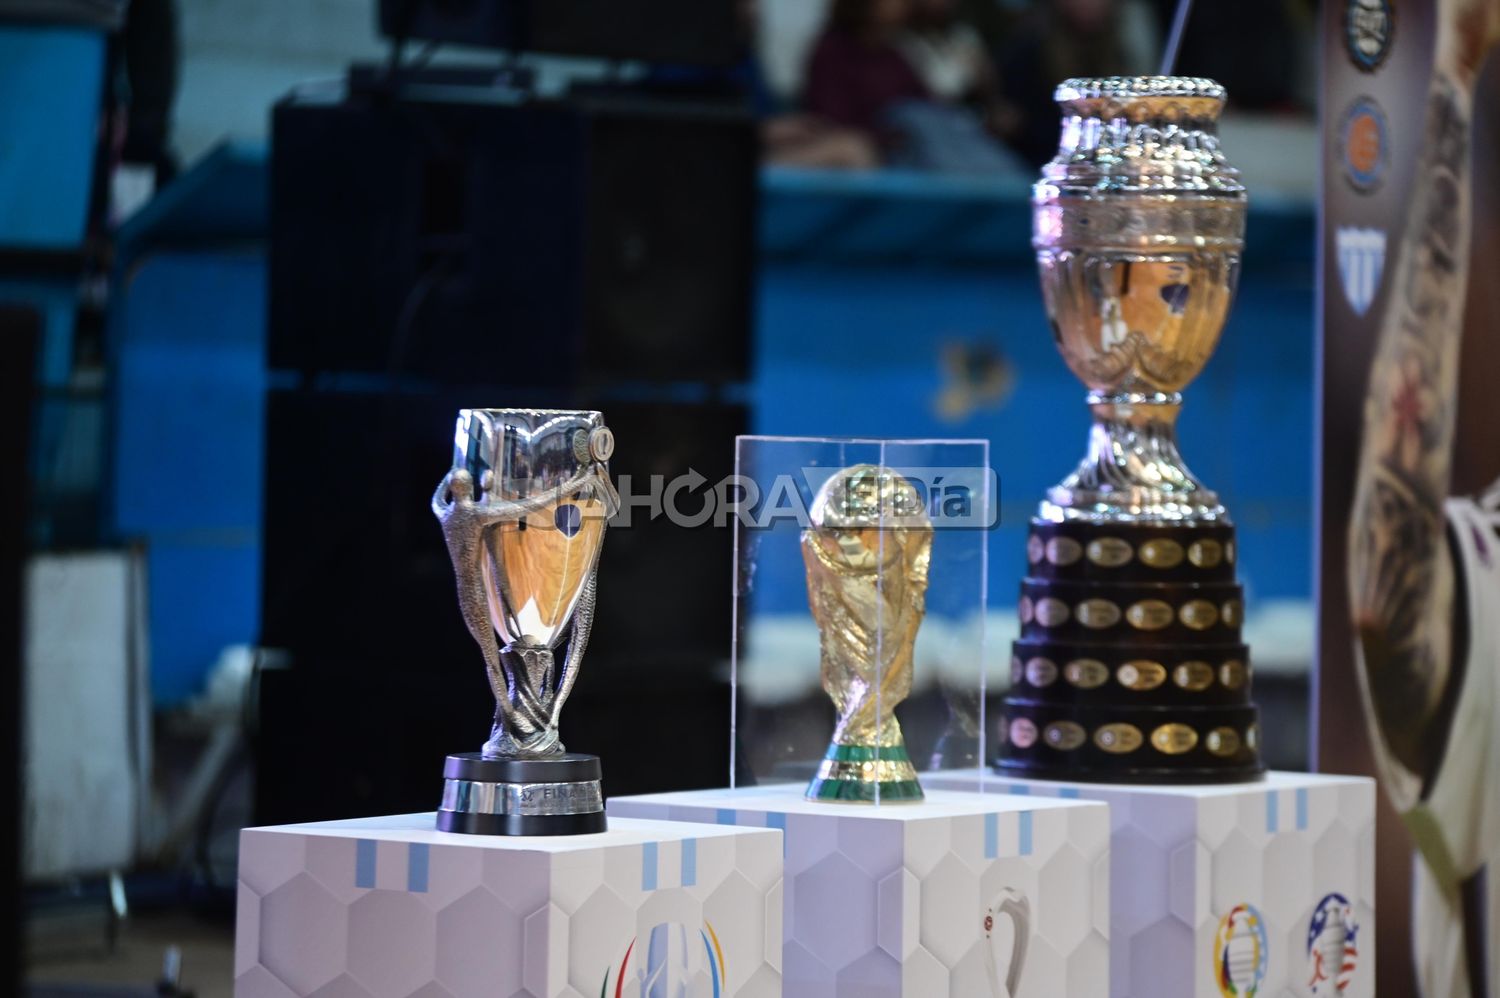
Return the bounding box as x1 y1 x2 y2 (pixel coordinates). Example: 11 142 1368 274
997 519 1264 783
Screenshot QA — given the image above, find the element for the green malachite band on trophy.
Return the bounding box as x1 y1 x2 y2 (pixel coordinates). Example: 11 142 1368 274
806 743 924 802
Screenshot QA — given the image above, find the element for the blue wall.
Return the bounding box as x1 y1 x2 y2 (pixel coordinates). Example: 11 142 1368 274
106 157 1315 702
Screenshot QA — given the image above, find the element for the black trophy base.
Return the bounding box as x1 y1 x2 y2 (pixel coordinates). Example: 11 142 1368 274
993 758 1267 786
995 700 1266 785
995 515 1266 785
436 751 607 837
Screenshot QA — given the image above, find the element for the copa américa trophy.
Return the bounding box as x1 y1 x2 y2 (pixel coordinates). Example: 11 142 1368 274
432 408 619 834
996 77 1264 783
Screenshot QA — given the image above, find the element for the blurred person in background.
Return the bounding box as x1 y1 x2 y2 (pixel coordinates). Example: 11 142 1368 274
804 0 1023 173
803 0 930 150
998 0 1156 167
742 0 883 168
900 0 1019 138
900 0 992 103
650 0 882 168
953 0 1025 60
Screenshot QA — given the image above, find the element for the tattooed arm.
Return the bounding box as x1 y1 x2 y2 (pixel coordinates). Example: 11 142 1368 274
1346 5 1499 784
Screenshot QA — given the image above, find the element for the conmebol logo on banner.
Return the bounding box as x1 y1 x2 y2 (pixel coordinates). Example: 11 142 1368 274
1336 227 1386 317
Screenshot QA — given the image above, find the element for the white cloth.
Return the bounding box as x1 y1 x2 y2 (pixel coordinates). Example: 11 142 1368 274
1409 487 1500 998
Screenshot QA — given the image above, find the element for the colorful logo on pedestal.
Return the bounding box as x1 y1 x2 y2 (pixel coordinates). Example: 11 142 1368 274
602 921 726 998
1306 893 1360 994
1213 903 1269 997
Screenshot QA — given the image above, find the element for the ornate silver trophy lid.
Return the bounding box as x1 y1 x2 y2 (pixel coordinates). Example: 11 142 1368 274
1033 76 1247 523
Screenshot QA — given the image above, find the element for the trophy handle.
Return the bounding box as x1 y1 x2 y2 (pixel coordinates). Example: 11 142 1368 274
550 567 598 728
985 888 1030 997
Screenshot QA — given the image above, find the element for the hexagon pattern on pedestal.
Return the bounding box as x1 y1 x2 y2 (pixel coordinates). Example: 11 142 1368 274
235 815 782 998
925 771 1377 998
608 787 1111 997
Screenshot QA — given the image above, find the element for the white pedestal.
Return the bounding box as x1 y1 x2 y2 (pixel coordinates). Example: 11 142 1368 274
608 785 1110 997
925 770 1377 998
235 813 783 998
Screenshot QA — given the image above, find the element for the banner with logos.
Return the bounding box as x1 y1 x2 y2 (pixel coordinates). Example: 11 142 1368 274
1319 0 1500 994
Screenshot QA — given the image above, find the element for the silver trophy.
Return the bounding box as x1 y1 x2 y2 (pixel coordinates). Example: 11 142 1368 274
431 408 619 835
1034 76 1246 522
997 77 1263 783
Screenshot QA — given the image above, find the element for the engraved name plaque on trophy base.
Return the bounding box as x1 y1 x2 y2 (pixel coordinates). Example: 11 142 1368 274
436 753 606 837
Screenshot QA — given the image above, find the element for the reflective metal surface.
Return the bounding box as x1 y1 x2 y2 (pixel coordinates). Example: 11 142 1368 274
439 778 605 817
802 465 932 802
1034 76 1247 522
433 408 619 759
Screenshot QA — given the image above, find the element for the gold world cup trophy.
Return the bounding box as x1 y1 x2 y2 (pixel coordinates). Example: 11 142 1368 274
996 77 1264 783
802 465 933 802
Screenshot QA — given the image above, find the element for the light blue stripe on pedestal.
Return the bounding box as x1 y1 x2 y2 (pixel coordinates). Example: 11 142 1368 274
355 839 377 889
1296 788 1309 831
766 812 787 856
1019 812 1033 857
1008 784 1031 796
716 808 736 826
642 841 659 891
407 843 429 893
984 813 998 860
1266 791 1280 834
1059 787 1080 799
682 838 697 887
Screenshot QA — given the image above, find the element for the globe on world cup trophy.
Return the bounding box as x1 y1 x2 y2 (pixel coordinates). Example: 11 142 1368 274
431 408 619 834
802 465 933 802
996 77 1264 783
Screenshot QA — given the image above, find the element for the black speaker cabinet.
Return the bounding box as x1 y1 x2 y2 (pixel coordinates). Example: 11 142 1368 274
378 0 740 66
269 82 757 386
0 305 38 995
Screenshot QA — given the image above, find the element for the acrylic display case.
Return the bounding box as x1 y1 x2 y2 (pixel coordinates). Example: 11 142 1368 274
729 435 995 803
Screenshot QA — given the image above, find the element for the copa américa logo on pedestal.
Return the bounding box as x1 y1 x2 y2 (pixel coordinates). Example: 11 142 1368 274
1213 903 1269 997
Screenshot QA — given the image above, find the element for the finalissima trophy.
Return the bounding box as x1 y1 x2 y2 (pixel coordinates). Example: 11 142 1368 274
802 465 933 802
432 408 619 834
996 77 1264 783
